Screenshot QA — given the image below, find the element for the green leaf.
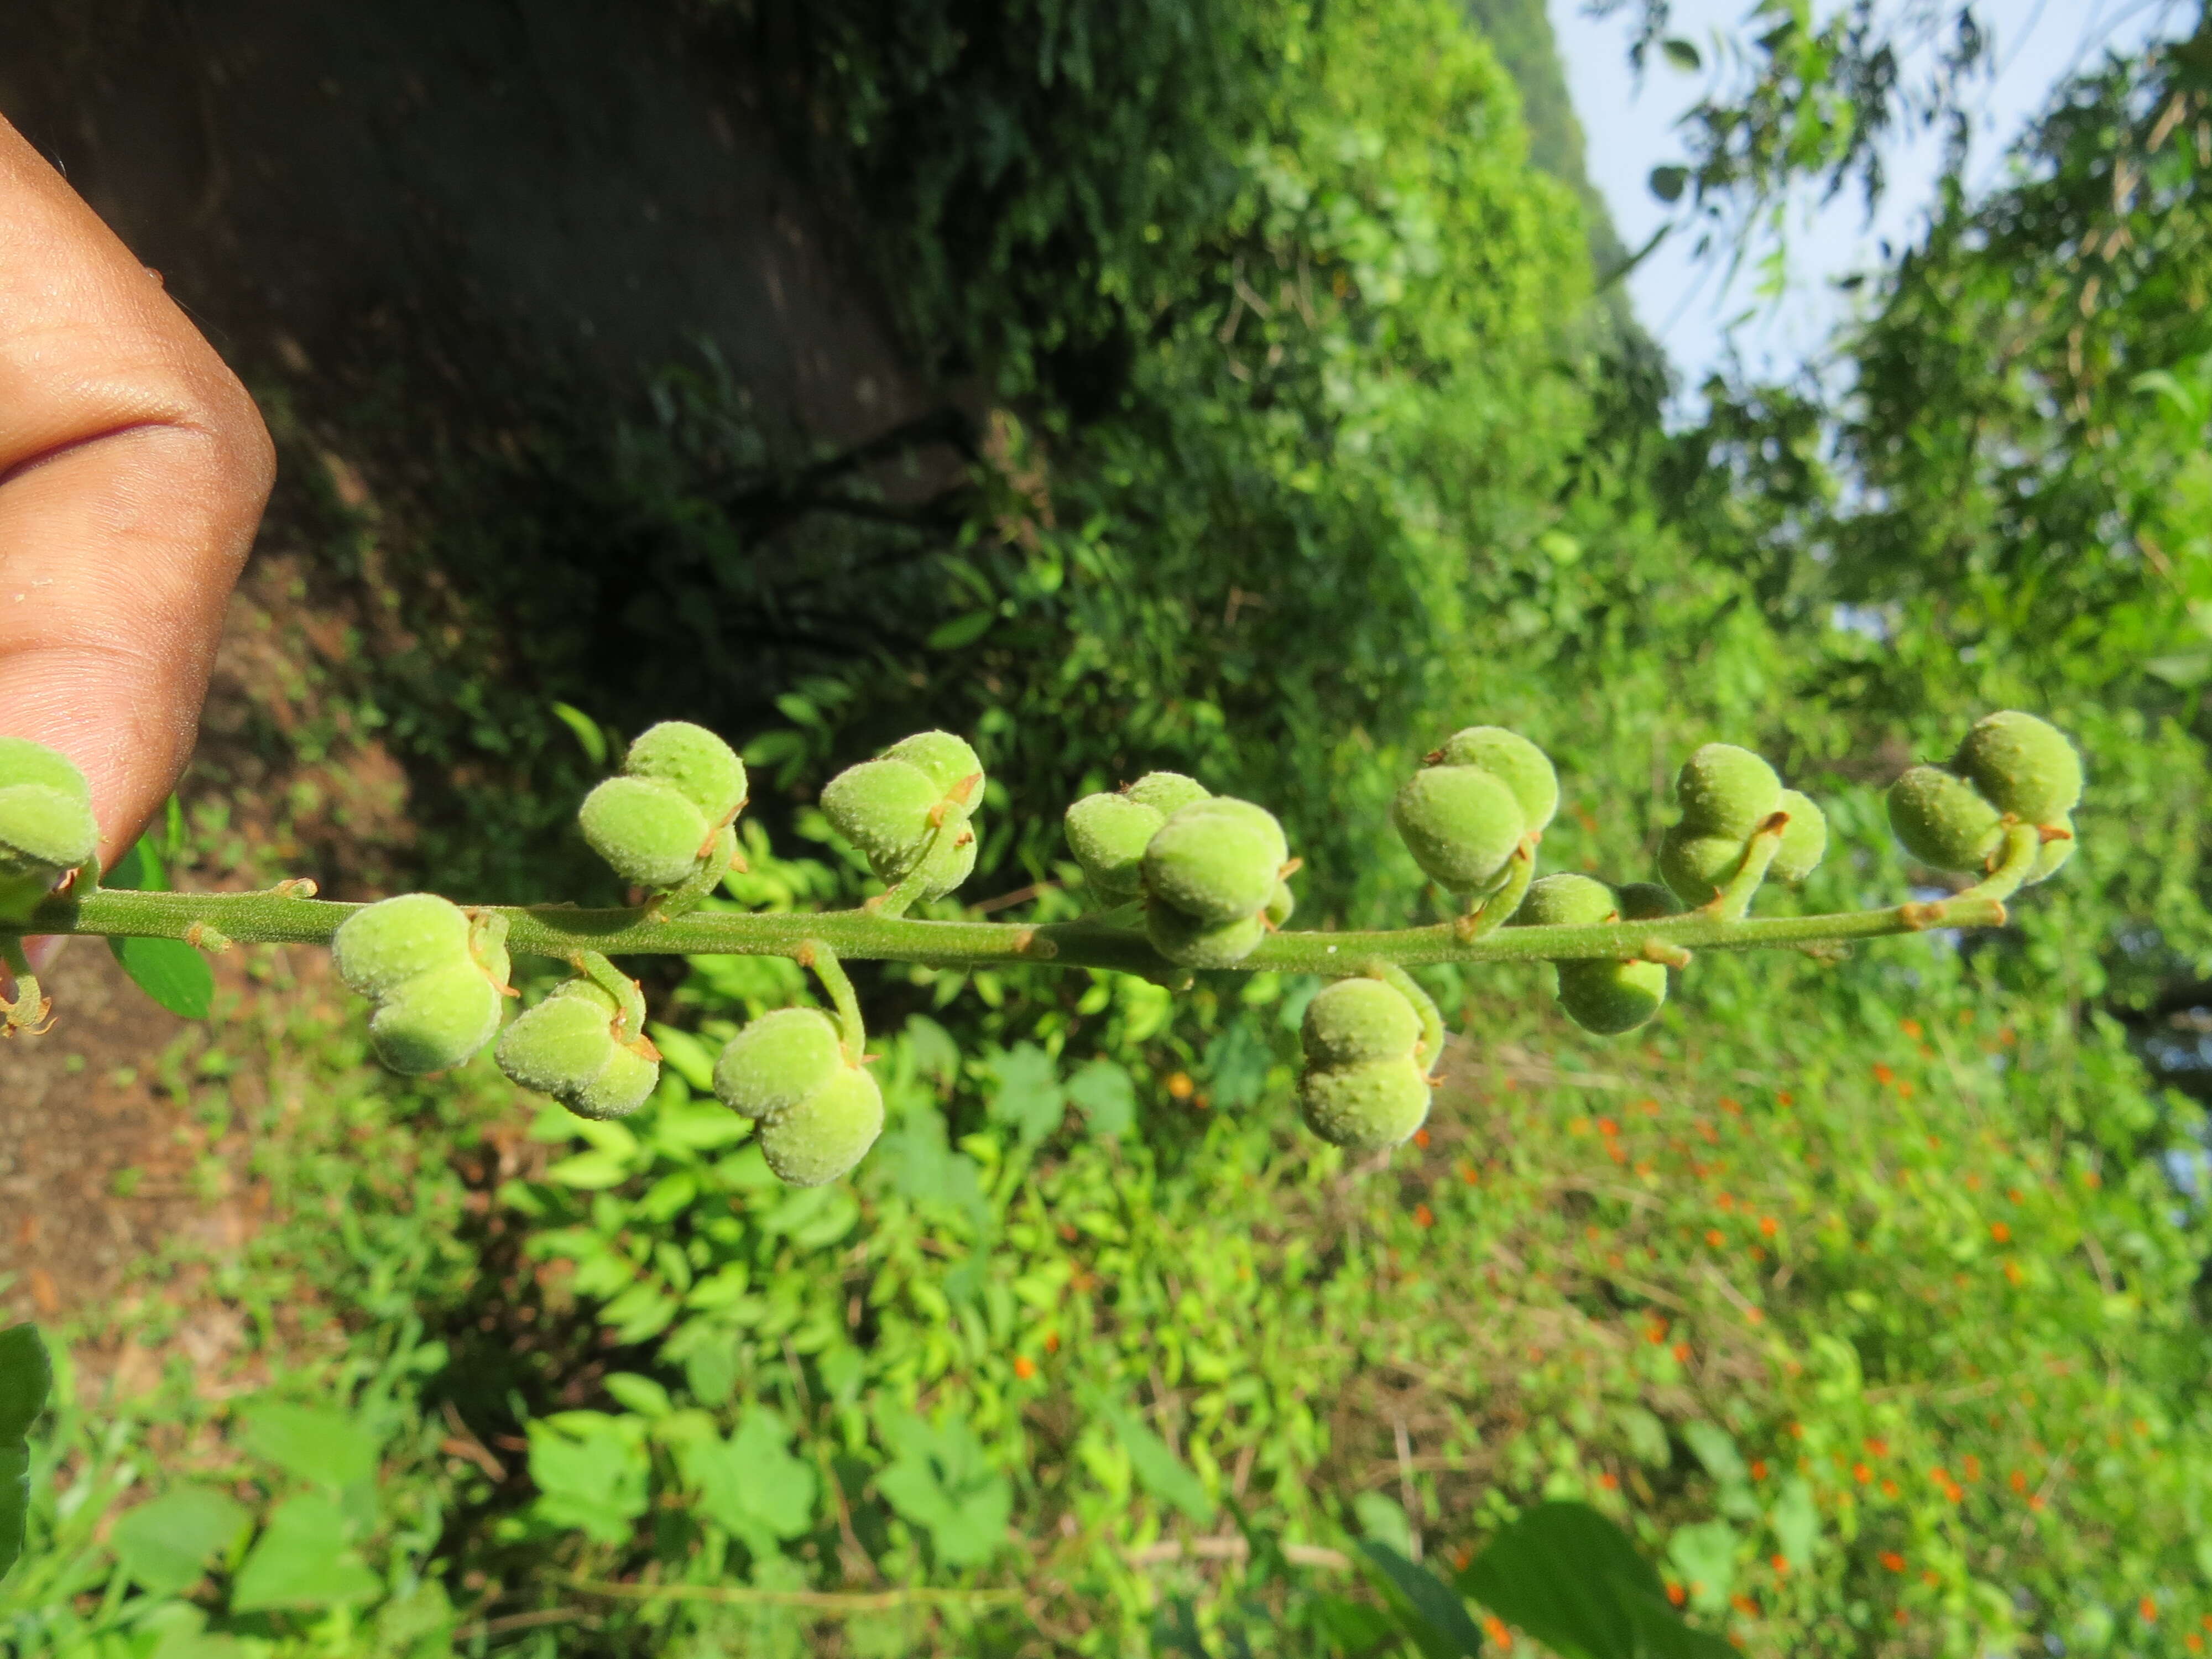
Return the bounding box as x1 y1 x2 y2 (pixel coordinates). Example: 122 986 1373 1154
528 1412 650 1544
228 1493 379 1611
1680 1422 1745 1486
0 1324 52 1581
1649 165 1689 203
985 1042 1066 1148
550 701 609 766
1660 36 1702 71
1064 1058 1137 1138
1454 1503 1735 1659
108 936 215 1020
1768 1476 1818 1569
1101 1407 1212 1522
647 1023 718 1092
874 1412 1011 1567
926 611 994 650
112 1486 254 1596
680 1407 818 1542
237 1401 381 1490
1357 1539 1486 1659
1665 1520 1739 1614
103 837 163 891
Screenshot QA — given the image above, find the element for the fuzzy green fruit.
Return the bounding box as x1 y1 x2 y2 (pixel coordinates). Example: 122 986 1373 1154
495 980 658 1119
1299 1057 1431 1151
916 827 978 901
1391 765 1526 894
332 893 476 999
1126 772 1211 816
1887 765 2004 873
1953 711 2081 824
757 1066 884 1187
881 731 984 795
1674 744 1782 839
625 722 747 824
1065 792 1164 901
2028 819 2075 885
819 758 941 879
0 784 97 880
580 775 713 889
367 963 504 1074
0 736 91 801
1770 788 1828 884
712 1007 847 1121
1515 872 1615 928
1265 879 1296 928
1146 905 1267 969
1657 827 1748 905
1432 727 1558 831
1616 881 1682 921
1302 978 1422 1069
1141 800 1285 925
1555 959 1668 1036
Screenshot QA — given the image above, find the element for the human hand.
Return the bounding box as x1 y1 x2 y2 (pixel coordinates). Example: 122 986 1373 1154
0 115 274 940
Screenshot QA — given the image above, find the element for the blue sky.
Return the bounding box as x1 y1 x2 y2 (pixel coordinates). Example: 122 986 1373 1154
1549 0 2197 398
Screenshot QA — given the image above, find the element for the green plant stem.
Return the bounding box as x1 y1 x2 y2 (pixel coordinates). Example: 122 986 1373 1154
800 939 867 1058
30 885 2016 977
1458 839 1535 939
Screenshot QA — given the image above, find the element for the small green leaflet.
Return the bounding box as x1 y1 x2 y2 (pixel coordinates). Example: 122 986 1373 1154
103 838 212 1020
549 701 610 766
926 611 994 650
1 1323 53 1580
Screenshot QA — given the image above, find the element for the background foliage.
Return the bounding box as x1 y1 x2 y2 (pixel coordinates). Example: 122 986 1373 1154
8 1 2212 1655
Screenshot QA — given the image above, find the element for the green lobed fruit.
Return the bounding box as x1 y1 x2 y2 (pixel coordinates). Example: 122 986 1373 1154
1770 789 1828 884
712 1007 846 1121
331 893 476 1000
624 722 747 824
1065 793 1165 901
757 1066 884 1187
1616 881 1682 921
1265 879 1296 928
1887 764 2004 873
916 827 978 901
1953 711 2081 824
1302 978 1423 1069
1555 959 1668 1036
1514 872 1615 928
1391 765 1526 894
0 737 91 801
495 980 658 1119
1657 827 1749 905
0 784 97 880
881 731 984 795
1125 772 1211 816
468 913 513 995
1298 1058 1431 1151
1141 799 1285 925
579 775 713 889
1146 904 1267 969
1432 727 1558 831
367 963 504 1074
2028 818 2075 885
818 758 941 879
1674 744 1782 838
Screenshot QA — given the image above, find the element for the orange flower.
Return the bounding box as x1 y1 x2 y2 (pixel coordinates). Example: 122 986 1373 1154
1719 1096 1741 1115
1730 1594 1758 1616
1482 1614 1512 1647
1599 1472 1619 1490
2008 1470 2027 1494
2183 1634 2201 1653
1165 1072 1195 1100
1961 1455 1980 1482
1044 1330 1061 1354
1672 1342 1692 1363
1854 1463 1872 1484
1413 1203 1435 1229
1990 1221 2012 1243
1412 1128 1431 1148
1900 1018 1923 1039
1897 1080 1914 1099
1014 1355 1037 1380
1458 1161 1479 1186
2141 1597 2158 1623
1759 1215 1778 1237
1666 1582 1687 1607
1864 1437 1888 1457
1879 1551 1905 1572
1750 1459 1768 1481
1598 1116 1619 1137
1705 1229 1725 1248
1872 1063 1895 1086
1775 1091 1793 1107
2028 1494 2046 1512
2004 1260 2024 1286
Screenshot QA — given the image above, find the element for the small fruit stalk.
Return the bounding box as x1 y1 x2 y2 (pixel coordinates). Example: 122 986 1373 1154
820 731 985 916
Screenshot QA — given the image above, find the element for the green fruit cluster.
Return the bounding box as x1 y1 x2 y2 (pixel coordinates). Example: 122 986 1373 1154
1141 796 1291 968
579 722 747 891
1298 977 1431 1150
0 739 98 921
1391 727 1556 895
331 894 510 1074
1656 743 1828 904
712 1008 883 1187
1513 873 1669 1036
1887 711 2080 881
496 975 659 1120
820 731 984 901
